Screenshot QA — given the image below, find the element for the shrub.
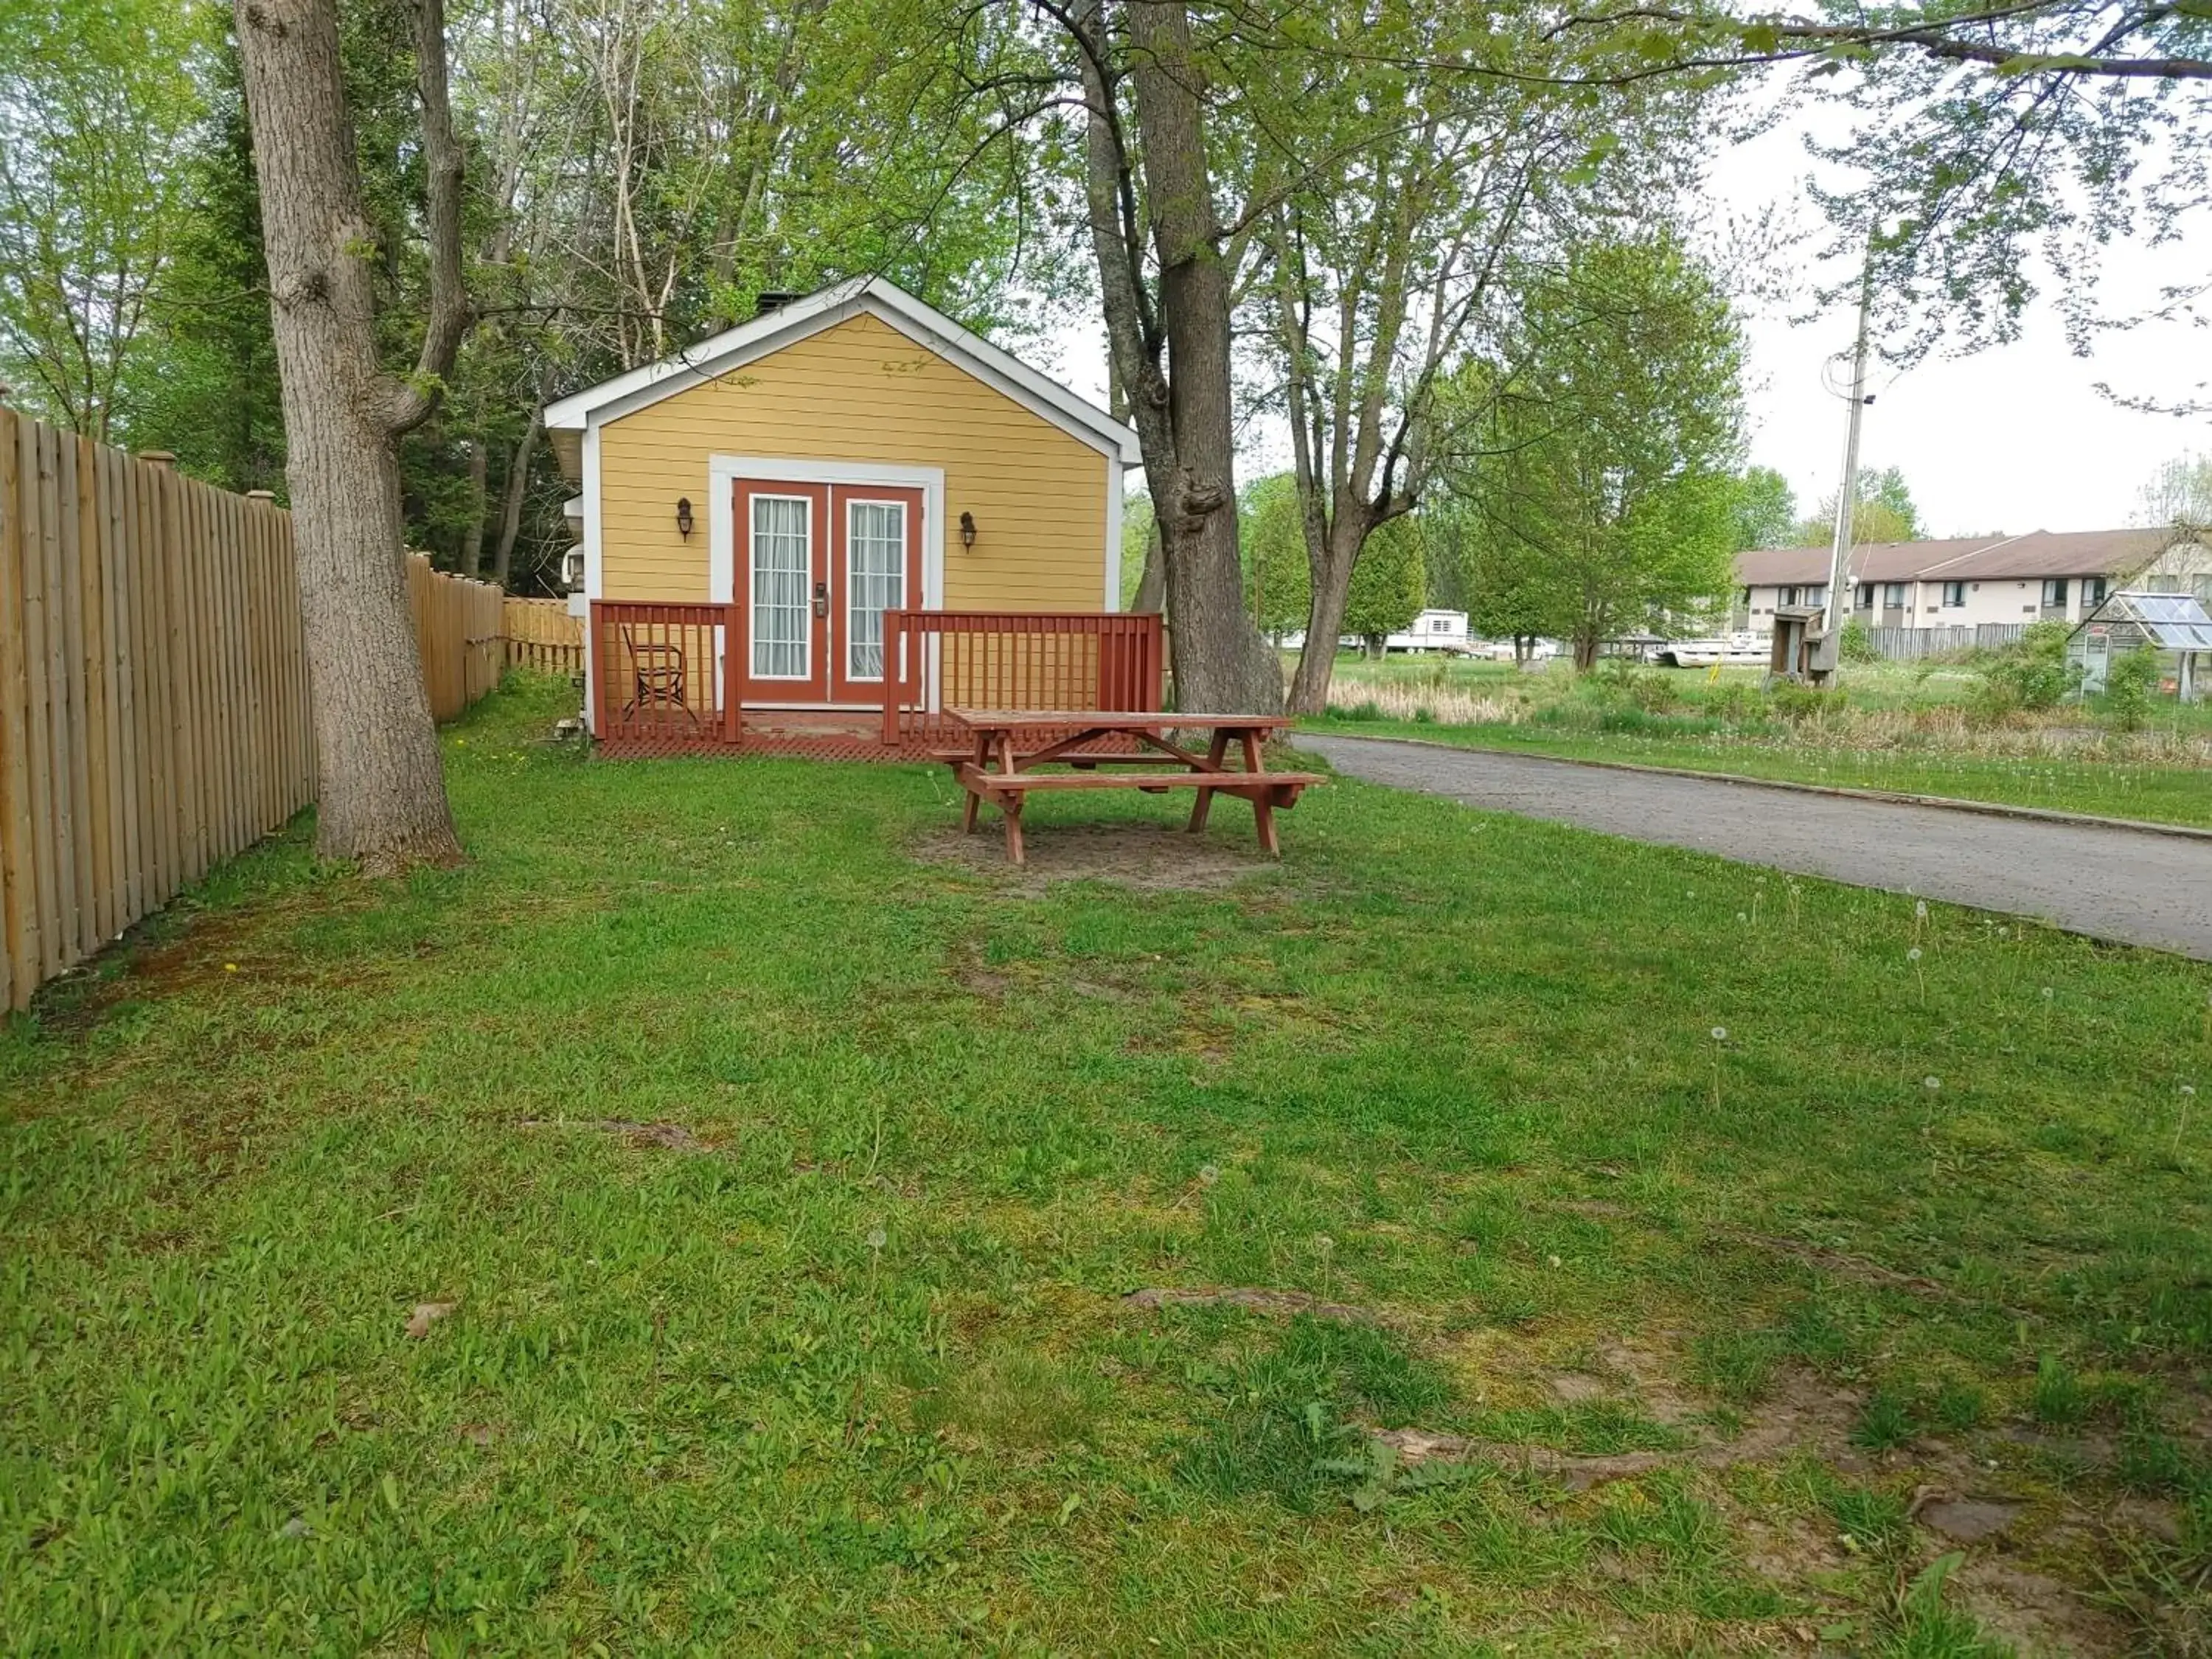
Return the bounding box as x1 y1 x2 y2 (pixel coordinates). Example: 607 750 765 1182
1769 682 1842 724
2104 647 2163 733
1840 616 1879 664
1593 659 1680 712
1970 621 2082 721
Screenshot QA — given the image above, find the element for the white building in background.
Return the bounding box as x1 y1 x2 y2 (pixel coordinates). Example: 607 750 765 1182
1383 609 1471 653
1734 529 2211 633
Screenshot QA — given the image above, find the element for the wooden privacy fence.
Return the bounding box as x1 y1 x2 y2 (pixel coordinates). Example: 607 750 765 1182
1864 623 2027 660
504 596 584 675
0 407 546 1009
407 554 504 720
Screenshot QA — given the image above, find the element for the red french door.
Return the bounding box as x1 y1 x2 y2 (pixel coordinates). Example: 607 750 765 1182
828 484 925 705
731 479 830 703
731 477 925 706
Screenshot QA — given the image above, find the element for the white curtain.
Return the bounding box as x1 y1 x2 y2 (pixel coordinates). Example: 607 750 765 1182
846 501 904 679
751 495 810 677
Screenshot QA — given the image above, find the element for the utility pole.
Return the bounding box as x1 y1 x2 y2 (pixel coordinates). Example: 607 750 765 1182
1811 257 1874 687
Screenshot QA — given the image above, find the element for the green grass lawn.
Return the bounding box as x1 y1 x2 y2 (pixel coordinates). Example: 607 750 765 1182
1303 653 2212 828
1303 717 2212 829
4 677 2210 1654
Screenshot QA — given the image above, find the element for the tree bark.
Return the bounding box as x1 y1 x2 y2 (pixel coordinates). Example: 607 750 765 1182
1131 515 1165 615
1287 504 1381 713
462 437 489 577
1124 2 1281 714
492 413 539 591
234 0 462 870
1074 0 1278 714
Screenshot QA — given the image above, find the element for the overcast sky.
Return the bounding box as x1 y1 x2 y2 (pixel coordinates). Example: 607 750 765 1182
1044 105 2206 540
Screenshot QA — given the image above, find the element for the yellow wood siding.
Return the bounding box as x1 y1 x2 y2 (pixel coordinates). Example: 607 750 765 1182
596 312 1110 608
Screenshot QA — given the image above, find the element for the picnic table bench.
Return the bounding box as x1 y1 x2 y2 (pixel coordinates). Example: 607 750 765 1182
947 708 1323 864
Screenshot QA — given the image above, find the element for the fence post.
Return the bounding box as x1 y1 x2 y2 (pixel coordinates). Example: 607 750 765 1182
880 608 904 747
589 600 608 738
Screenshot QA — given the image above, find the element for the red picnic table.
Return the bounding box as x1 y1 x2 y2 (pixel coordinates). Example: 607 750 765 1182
947 708 1324 865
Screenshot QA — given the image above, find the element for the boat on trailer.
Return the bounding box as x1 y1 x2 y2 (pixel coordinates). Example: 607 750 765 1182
1658 632 1768 668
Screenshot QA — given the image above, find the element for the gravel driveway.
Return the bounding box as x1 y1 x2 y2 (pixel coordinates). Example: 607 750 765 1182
1301 734 2212 960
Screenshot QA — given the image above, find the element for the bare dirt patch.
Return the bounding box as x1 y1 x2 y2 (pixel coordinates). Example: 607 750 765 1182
909 823 1284 894
1955 1560 2135 1657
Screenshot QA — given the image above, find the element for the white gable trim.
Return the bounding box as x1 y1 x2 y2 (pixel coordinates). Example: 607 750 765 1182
543 276 1141 465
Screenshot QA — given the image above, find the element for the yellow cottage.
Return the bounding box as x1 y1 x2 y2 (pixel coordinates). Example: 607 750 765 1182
545 277 1155 756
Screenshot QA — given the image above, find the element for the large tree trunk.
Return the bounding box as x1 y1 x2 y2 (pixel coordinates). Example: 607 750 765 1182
234 0 462 870
1124 2 1280 714
492 414 539 590
1285 505 1378 714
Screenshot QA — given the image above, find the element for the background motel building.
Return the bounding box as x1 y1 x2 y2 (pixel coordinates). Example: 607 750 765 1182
1734 529 2212 632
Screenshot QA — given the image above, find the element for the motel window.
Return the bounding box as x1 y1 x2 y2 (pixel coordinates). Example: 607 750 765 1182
1806 585 1826 609
1941 581 1966 608
1854 582 1874 608
1780 585 1799 605
2086 577 2108 605
1884 582 1907 608
2042 578 2069 606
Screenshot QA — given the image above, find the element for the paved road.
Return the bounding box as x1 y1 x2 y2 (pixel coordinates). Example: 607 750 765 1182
1302 734 2212 960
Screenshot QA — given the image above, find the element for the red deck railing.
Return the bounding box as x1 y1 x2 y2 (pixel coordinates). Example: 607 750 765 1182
588 602 737 753
880 608 1164 748
587 602 1164 757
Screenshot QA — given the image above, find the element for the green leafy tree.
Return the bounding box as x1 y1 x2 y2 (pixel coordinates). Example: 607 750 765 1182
1795 467 1924 546
1342 514 1426 652
1239 473 1313 636
117 54 284 492
0 0 214 438
2102 647 2163 731
1441 234 1746 671
1732 466 1797 551
1532 4 2212 365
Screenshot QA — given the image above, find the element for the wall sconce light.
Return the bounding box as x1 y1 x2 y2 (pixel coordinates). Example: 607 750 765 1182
959 510 977 549
675 497 695 540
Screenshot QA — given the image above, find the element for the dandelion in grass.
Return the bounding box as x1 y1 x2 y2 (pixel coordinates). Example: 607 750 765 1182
1907 945 1926 1004
1709 1027 1728 1110
2178 1084 2198 1159
1199 1164 1220 1188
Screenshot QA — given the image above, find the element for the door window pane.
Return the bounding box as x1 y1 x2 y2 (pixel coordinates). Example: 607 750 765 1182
751 495 810 677
846 501 905 679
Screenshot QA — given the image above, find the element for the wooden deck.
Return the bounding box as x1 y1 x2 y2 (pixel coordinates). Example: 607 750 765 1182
588 604 1166 760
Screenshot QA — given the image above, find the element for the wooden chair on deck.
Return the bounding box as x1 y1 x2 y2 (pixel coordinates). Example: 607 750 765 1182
618 624 698 726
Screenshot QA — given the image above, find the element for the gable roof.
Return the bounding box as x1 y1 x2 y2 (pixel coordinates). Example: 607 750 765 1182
542 276 1141 465
1735 528 2177 588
